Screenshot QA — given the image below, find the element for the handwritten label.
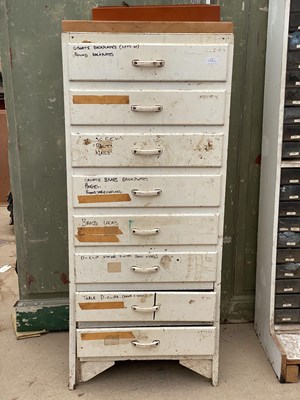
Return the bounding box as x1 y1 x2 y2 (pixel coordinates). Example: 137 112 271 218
72 43 140 59
206 57 219 65
81 218 98 227
96 140 112 156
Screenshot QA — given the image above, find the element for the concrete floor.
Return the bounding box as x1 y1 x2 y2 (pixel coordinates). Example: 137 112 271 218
0 206 299 400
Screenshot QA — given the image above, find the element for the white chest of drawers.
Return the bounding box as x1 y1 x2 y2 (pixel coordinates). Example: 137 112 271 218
62 21 233 389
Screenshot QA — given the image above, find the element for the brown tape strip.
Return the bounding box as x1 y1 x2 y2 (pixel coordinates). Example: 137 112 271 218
81 331 135 341
79 301 125 310
78 194 131 204
77 226 123 235
76 234 120 243
73 95 130 105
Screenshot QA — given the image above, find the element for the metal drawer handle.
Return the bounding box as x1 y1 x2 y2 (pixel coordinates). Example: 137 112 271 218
131 340 160 347
132 189 162 197
132 59 165 67
131 305 160 313
132 148 163 156
131 228 160 235
131 105 163 112
130 266 160 274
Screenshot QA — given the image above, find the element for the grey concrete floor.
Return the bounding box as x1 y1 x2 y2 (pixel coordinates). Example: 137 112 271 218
0 206 299 400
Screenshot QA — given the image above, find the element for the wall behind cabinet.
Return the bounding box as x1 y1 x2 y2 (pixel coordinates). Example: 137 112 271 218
0 0 268 328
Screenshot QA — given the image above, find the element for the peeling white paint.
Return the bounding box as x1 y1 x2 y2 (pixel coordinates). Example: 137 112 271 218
223 236 232 244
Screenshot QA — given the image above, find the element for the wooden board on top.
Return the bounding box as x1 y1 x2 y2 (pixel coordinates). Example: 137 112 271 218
62 20 233 34
92 5 220 22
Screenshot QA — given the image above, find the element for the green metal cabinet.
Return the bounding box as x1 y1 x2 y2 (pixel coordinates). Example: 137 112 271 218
0 0 268 331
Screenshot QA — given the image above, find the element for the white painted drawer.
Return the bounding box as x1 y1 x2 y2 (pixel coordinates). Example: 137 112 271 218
71 133 223 168
68 42 229 81
77 326 216 358
76 292 155 322
73 174 221 208
76 291 216 323
75 252 218 284
155 292 216 322
69 90 226 126
74 214 219 246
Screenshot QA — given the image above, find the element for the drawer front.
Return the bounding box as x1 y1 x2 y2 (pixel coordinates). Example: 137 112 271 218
275 309 300 324
276 279 300 294
278 217 300 232
281 169 300 184
76 291 216 322
76 292 155 322
286 72 300 88
275 294 300 309
73 174 222 208
290 13 300 30
282 142 300 159
278 232 300 248
75 252 218 284
280 185 300 201
283 125 300 141
71 133 223 168
277 249 300 263
70 90 226 126
285 88 300 104
284 107 300 124
77 326 216 358
68 42 229 82
276 263 300 279
155 292 216 322
288 32 300 51
291 0 300 12
74 214 219 246
287 52 300 69
279 202 300 217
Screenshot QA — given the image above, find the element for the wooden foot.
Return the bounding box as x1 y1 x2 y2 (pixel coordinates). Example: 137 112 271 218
286 365 299 383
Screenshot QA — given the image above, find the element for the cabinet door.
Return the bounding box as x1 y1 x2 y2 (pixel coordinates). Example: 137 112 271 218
70 90 226 126
77 326 216 358
74 214 219 246
75 252 218 284
71 133 223 168
73 174 221 208
68 41 229 81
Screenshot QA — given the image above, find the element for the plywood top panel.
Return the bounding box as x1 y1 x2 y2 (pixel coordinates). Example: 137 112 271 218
62 20 233 34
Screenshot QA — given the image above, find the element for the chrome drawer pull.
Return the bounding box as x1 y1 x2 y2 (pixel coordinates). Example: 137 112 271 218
130 266 160 274
131 105 163 112
131 305 160 313
132 59 165 67
131 228 160 235
131 340 160 347
132 148 162 156
132 189 162 197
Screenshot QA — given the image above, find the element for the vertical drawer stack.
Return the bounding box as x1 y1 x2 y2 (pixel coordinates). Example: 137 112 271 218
276 1 300 324
62 25 233 388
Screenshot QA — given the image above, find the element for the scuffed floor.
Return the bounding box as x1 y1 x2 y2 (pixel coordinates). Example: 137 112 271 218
0 205 299 400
